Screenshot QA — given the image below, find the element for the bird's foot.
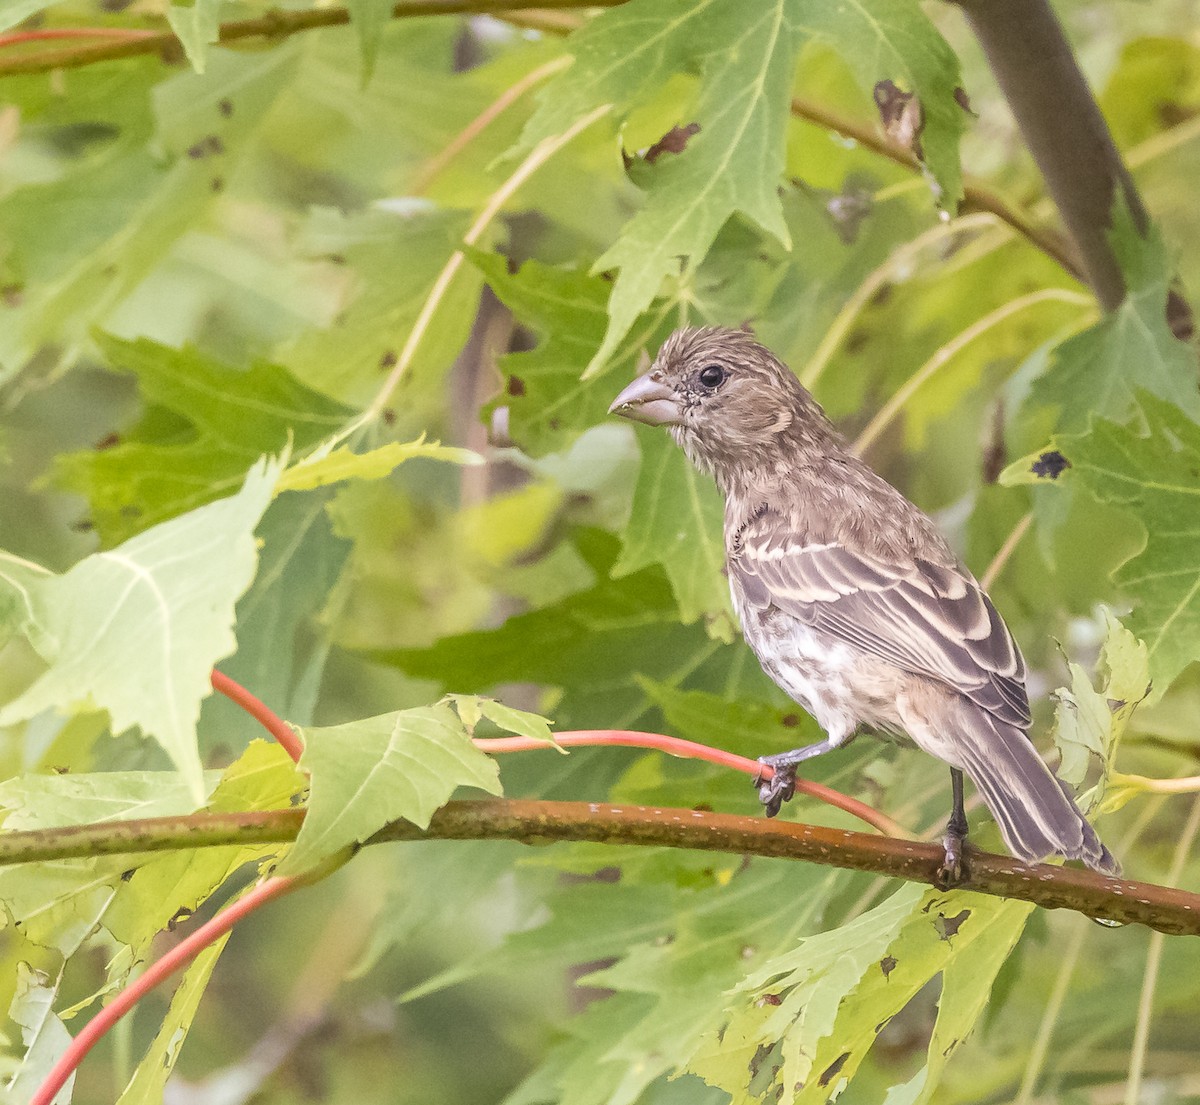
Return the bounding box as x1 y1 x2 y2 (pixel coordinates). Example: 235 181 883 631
938 828 967 887
755 758 796 818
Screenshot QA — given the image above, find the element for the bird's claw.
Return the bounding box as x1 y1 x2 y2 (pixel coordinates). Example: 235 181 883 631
938 830 966 887
755 760 796 818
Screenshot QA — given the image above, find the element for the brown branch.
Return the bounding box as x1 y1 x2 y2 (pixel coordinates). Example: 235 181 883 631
950 0 1194 338
0 0 624 76
3 800 1198 936
790 95 1084 282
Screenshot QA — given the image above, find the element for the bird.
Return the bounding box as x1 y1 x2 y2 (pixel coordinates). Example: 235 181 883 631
609 325 1117 879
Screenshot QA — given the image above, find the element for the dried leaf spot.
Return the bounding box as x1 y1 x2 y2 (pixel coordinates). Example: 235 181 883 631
819 1052 851 1087
218 98 234 117
644 123 701 164
1 283 24 307
507 375 526 397
780 713 800 728
1107 697 1126 712
756 992 783 1007
873 80 924 159
935 908 970 940
879 955 897 979
186 135 225 159
826 184 873 245
1031 450 1070 479
94 432 120 451
379 349 398 370
748 1042 774 1079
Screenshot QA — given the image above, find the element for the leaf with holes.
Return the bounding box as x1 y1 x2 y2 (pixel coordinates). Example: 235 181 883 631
521 0 964 372
688 884 1031 1104
1008 394 1200 694
278 704 502 877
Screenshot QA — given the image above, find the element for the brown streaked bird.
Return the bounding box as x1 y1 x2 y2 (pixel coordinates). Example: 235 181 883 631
609 325 1116 878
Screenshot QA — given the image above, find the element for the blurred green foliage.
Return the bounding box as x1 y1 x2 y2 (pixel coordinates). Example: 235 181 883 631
2 1 1200 1103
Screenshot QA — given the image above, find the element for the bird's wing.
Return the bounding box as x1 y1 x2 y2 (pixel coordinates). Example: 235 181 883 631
732 524 1031 729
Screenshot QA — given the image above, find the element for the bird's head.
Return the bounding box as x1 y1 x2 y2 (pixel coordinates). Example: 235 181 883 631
608 326 834 486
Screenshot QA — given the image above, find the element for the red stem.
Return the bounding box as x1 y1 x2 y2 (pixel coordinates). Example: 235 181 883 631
0 27 158 45
30 875 300 1105
210 670 303 764
474 730 909 838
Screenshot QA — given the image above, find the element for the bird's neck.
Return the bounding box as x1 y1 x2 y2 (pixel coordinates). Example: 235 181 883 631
707 426 841 502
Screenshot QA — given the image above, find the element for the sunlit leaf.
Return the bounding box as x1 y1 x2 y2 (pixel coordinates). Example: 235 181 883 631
279 704 502 877
0 459 280 801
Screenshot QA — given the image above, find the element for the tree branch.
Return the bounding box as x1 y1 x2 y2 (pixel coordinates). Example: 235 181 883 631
4 800 1198 936
950 0 1193 337
0 0 625 76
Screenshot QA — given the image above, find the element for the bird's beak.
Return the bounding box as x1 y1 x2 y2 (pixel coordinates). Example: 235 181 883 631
608 372 683 426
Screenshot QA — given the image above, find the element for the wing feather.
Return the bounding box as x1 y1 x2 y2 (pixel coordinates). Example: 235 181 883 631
733 524 1031 729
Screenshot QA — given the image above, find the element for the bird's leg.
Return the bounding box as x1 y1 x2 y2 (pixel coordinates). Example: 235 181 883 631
755 735 846 818
940 768 969 885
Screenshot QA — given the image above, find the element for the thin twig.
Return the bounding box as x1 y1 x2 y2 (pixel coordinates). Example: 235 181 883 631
850 287 1094 456
1125 794 1200 1104
365 102 611 421
981 511 1034 591
799 212 998 389
411 55 570 195
0 0 624 76
790 96 1084 280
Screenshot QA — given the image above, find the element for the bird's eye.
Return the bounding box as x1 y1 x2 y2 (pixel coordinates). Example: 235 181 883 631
699 364 726 390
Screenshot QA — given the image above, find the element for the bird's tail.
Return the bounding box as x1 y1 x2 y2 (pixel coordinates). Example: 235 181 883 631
952 707 1118 875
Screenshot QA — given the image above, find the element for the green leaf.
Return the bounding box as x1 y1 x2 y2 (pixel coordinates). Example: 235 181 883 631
0 770 217 829
1027 219 1200 433
0 859 126 956
279 704 502 876
199 490 350 752
55 333 349 544
103 741 302 958
470 251 627 456
881 897 1030 1105
523 0 963 371
345 0 394 79
1051 609 1150 802
1015 396 1200 694
0 458 281 802
688 885 1031 1103
276 436 480 494
5 963 72 1105
614 431 735 638
0 50 298 381
165 0 224 73
445 695 556 743
279 206 483 406
115 936 229 1104
378 530 773 732
0 551 52 651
